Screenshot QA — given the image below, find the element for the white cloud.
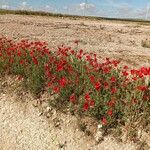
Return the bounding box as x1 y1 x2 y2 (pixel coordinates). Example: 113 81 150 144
45 5 50 9
20 1 32 10
44 5 54 11
43 5 56 12
116 4 150 19
63 6 68 10
1 4 9 9
22 2 27 7
69 2 96 16
79 3 86 10
79 3 95 10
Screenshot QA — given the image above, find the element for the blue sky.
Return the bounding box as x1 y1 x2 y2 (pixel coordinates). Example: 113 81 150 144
0 0 150 19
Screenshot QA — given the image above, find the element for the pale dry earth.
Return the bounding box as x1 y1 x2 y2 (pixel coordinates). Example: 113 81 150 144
0 14 150 67
0 14 150 150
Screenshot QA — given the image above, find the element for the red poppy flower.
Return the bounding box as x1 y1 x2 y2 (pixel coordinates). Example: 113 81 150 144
105 58 110 65
56 61 66 72
53 86 60 93
95 82 101 91
103 67 111 74
7 51 11 56
77 55 82 59
44 63 49 71
137 85 148 91
108 100 115 107
122 71 129 76
30 51 34 57
140 67 149 76
47 82 52 87
130 69 137 75
111 87 117 94
137 72 143 78
123 65 128 69
79 49 83 54
70 93 76 103
86 55 92 61
90 100 95 107
83 102 89 111
17 51 22 57
46 71 51 78
89 75 95 84
70 50 75 55
132 77 137 81
104 82 109 89
20 60 25 65
85 93 91 101
110 77 116 83
111 60 120 67
59 77 67 88
107 109 113 116
101 117 107 125
57 65 64 72
32 57 38 65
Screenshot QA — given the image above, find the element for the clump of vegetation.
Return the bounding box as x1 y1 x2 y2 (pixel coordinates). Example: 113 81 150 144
141 39 150 48
0 36 150 141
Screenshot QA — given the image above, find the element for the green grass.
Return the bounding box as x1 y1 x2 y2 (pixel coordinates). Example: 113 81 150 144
0 9 150 24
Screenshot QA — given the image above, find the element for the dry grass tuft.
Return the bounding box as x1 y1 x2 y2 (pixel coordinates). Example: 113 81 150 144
142 39 150 48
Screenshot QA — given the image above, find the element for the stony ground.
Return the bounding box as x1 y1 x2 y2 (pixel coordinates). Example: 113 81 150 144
0 14 150 150
0 14 150 67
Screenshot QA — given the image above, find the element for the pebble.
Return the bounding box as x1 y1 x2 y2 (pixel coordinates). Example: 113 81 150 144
32 101 38 107
55 121 60 127
137 129 142 139
2 93 6 97
46 113 51 118
95 130 103 143
52 110 57 118
2 81 8 87
46 106 52 113
38 112 43 116
97 124 102 129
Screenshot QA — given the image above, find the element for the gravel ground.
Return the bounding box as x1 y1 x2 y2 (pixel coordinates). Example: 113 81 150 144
0 14 150 67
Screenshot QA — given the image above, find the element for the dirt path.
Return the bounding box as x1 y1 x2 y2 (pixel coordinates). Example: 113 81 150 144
0 14 150 67
0 76 137 150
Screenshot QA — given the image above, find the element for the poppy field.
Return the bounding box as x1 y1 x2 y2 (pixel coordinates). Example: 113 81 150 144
0 36 150 139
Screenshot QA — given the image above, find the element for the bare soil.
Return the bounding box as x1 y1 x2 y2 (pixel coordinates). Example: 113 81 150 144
0 14 150 150
0 14 150 67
